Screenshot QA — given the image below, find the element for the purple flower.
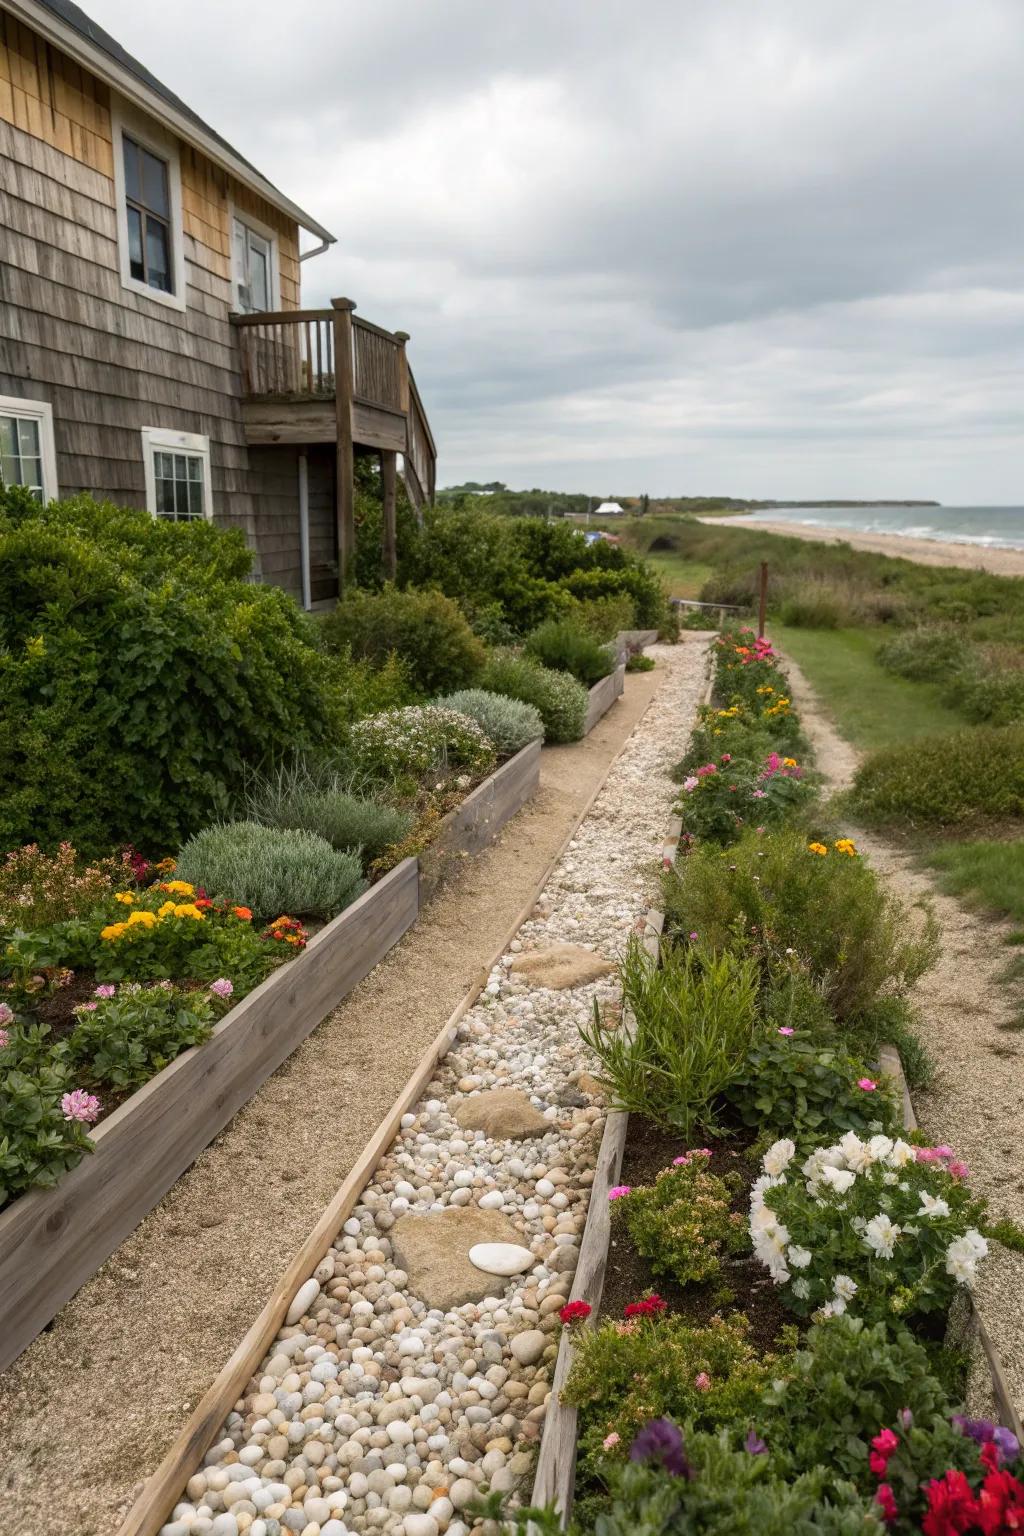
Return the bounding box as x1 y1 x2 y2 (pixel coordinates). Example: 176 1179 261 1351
994 1425 1020 1462
629 1418 694 1479
745 1429 768 1455
209 978 234 1000
777 1026 794 1036
94 984 116 999
61 1089 101 1124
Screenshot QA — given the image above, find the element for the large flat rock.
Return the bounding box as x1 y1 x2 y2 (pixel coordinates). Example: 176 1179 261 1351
454 1088 550 1141
391 1207 529 1311
509 943 614 990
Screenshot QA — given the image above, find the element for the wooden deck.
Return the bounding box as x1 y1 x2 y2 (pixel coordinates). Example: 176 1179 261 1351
230 298 436 590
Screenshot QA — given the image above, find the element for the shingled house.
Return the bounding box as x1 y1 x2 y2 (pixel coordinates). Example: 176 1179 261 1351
0 0 435 603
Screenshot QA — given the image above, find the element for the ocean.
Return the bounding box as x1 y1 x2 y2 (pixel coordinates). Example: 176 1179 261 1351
733 505 1024 552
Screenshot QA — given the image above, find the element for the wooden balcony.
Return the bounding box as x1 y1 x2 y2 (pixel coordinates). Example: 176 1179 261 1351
230 298 436 590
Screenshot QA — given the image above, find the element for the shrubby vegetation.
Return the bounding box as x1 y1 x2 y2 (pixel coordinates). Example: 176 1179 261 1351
176 822 365 923
523 618 616 687
434 690 544 758
243 764 413 870
479 651 589 743
320 584 485 696
851 724 1024 827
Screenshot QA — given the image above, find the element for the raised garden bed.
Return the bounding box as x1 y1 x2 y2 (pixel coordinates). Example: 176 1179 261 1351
584 663 626 735
419 737 542 900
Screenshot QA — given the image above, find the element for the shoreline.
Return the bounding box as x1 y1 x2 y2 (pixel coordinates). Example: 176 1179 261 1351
697 516 1024 576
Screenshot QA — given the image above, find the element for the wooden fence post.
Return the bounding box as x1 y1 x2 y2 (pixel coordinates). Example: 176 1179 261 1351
757 560 768 638
381 449 397 581
331 298 357 596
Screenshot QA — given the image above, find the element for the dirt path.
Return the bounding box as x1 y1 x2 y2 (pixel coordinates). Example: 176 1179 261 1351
0 644 712 1536
784 652 1024 1420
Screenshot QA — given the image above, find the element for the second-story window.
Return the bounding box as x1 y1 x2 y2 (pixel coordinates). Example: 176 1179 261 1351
232 216 276 314
123 134 172 293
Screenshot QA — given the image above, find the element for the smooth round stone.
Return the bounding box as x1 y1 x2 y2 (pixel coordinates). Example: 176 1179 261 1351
509 1329 546 1366
468 1242 535 1277
285 1278 320 1326
478 1191 504 1211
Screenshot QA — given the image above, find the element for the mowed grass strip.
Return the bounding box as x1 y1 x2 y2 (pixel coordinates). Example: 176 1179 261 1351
774 625 968 752
927 840 1024 932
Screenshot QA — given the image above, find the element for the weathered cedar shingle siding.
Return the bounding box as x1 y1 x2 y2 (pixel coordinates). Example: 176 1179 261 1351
0 13 304 579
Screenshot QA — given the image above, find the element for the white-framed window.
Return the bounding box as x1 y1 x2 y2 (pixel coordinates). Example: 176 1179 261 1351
141 427 212 522
230 205 280 314
111 102 186 312
0 394 58 502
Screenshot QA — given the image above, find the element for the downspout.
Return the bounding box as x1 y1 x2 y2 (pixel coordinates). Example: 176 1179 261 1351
298 453 311 611
300 235 334 264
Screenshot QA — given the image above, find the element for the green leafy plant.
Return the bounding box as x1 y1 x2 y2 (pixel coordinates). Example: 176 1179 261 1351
479 651 588 743
615 1153 748 1287
63 984 216 1091
627 652 656 673
580 938 760 1136
877 625 971 684
677 753 814 846
347 704 496 789
434 688 544 758
524 618 616 687
0 1046 93 1208
663 828 939 1024
176 823 364 923
320 584 485 695
243 762 413 869
749 1132 989 1324
723 1036 900 1150
851 724 1024 827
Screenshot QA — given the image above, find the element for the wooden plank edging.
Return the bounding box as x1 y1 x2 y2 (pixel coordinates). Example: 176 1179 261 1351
420 738 542 901
584 664 627 736
118 661 670 1536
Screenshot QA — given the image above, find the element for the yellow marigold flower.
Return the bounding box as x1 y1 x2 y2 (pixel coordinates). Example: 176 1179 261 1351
125 909 158 928
114 891 135 905
155 857 177 873
160 880 195 897
783 757 797 768
808 842 829 857
158 901 176 918
172 903 205 920
834 838 857 856
100 922 127 941
756 685 775 695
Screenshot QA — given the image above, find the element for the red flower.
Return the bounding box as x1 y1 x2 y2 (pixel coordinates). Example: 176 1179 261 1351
870 1452 891 1477
870 1427 900 1476
624 1295 667 1318
976 1468 1024 1535
981 1441 1001 1475
875 1484 899 1525
195 898 214 911
559 1300 592 1325
923 1470 980 1536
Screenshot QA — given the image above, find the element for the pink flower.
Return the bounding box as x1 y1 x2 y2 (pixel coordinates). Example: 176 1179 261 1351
0 1028 9 1050
751 788 767 799
694 1372 711 1391
948 1160 970 1179
73 1002 99 1013
934 1145 955 1160
688 931 699 941
778 1026 794 1036
94 984 116 999
696 764 717 777
608 1185 632 1201
673 1155 691 1167
694 1148 712 1157
61 1089 101 1124
603 1432 621 1450
916 1147 941 1162
683 776 699 792
857 1078 877 1092
0 1002 13 1027
720 753 732 763
209 978 234 1000
875 1484 898 1524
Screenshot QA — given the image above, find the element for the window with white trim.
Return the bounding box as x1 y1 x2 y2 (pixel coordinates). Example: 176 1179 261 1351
111 103 186 311
231 211 279 314
141 427 212 522
0 395 58 502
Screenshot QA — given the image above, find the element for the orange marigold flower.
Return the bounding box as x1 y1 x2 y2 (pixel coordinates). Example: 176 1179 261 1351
233 906 253 921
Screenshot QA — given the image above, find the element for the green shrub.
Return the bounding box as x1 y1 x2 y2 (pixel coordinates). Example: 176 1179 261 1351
176 822 364 922
479 651 588 743
663 828 938 1023
572 592 637 641
64 984 215 1091
877 625 970 683
778 581 854 629
615 1154 748 1287
676 752 814 845
0 489 343 857
950 662 1024 726
580 938 760 1136
243 763 413 868
348 705 496 789
723 1035 901 1150
626 652 656 672
434 689 543 758
320 584 485 696
523 618 616 686
851 724 1024 827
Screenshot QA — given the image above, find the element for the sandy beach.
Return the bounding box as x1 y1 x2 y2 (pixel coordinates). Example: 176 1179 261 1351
697 516 1024 576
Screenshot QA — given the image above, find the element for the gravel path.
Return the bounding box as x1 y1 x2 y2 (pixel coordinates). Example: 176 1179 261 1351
143 642 708 1536
0 645 708 1536
783 651 1024 1421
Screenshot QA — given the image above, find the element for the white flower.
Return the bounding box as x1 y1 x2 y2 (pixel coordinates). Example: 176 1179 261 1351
888 1139 917 1168
815 1300 844 1320
882 1172 898 1186
963 1228 988 1258
868 1135 895 1163
821 1166 856 1195
899 1181 910 1193
851 1216 868 1233
863 1213 902 1259
945 1229 988 1282
833 1274 858 1301
791 1277 811 1299
839 1131 874 1173
750 1203 782 1234
787 1245 812 1269
918 1192 951 1220
763 1138 796 1178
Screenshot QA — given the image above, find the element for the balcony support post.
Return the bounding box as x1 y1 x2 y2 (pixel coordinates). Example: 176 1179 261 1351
331 298 357 595
381 449 398 582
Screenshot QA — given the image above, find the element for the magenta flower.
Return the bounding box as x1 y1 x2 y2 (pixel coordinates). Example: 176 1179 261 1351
857 1078 877 1092
934 1145 955 1160
948 1160 970 1179
673 1155 691 1167
61 1089 101 1124
608 1185 632 1201
0 1002 13 1027
94 984 116 999
209 978 234 1000
688 931 698 941
778 1026 794 1036
694 1372 711 1391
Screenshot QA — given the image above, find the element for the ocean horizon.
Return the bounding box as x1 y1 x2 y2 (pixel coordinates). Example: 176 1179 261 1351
731 504 1024 552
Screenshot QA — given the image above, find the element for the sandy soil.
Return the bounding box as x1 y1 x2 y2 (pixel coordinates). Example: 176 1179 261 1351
698 515 1024 576
783 651 1024 1423
0 653 701 1536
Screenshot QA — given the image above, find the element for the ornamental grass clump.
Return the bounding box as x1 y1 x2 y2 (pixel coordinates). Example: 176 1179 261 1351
580 937 760 1136
749 1133 989 1325
433 689 544 758
613 1151 749 1287
243 762 413 870
663 827 938 1024
478 651 588 743
176 822 364 923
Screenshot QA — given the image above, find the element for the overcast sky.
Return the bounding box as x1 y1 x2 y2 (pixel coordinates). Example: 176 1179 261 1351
93 0 1024 501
